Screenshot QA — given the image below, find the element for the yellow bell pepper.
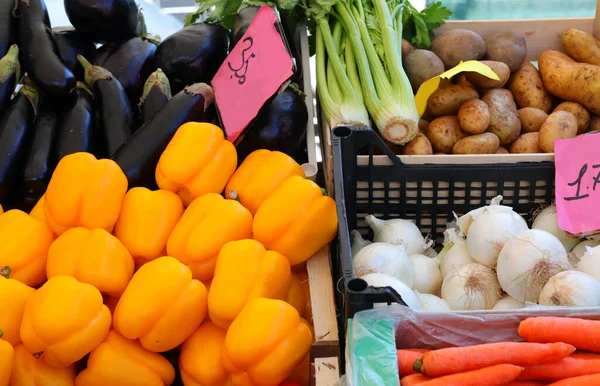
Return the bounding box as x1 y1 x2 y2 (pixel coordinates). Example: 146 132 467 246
46 228 135 297
156 122 237 207
44 152 128 235
225 150 305 215
179 322 232 386
286 274 307 320
0 204 3 215
9 344 75 386
104 296 120 317
76 330 175 386
253 176 338 266
113 256 208 352
0 333 14 386
0 210 54 286
20 276 111 368
0 267 35 346
167 194 253 281
208 239 292 329
297 272 312 320
223 298 312 386
114 188 184 264
29 194 47 226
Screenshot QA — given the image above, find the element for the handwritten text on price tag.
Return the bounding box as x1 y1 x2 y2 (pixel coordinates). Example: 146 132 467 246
555 133 600 235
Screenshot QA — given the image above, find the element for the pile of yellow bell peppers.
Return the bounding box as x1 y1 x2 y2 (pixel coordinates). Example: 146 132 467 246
0 122 338 386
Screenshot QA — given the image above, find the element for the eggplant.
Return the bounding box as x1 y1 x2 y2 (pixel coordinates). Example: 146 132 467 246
79 56 133 156
16 0 77 99
52 27 96 80
92 35 159 109
230 6 259 50
64 0 141 43
235 86 308 163
20 102 58 212
56 82 101 160
155 23 228 94
0 83 39 208
0 0 17 59
0 45 20 118
112 83 214 189
139 69 171 124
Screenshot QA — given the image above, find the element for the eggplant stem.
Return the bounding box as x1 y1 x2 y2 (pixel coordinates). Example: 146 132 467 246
0 266 10 279
184 83 214 111
139 69 171 107
77 55 112 87
0 45 20 83
20 82 39 116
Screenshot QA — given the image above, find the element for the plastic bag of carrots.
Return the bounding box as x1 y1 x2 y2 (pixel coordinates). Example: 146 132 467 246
346 305 600 386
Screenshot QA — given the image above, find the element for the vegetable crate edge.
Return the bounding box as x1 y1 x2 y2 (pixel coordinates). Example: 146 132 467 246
331 125 556 316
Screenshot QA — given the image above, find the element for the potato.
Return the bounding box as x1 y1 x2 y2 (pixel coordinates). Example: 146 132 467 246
484 30 528 72
401 132 434 155
434 152 446 155
465 60 510 89
539 50 600 115
507 61 552 113
404 50 445 92
590 115 600 132
495 147 510 154
554 101 590 134
518 107 548 133
510 133 541 153
481 89 521 145
418 119 430 133
431 29 486 69
402 39 415 58
538 110 578 153
456 74 475 88
453 133 500 154
427 85 479 117
561 28 600 65
458 99 491 134
426 116 468 153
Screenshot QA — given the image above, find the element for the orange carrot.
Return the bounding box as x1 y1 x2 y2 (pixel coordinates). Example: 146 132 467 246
413 342 575 377
400 374 430 386
548 374 600 385
518 353 600 381
398 349 430 377
417 364 524 386
507 382 549 385
519 317 600 352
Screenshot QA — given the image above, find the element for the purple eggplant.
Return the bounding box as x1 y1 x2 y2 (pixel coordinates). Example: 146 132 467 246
92 34 159 109
112 83 214 189
139 69 171 124
79 55 133 156
231 6 259 50
0 0 17 59
16 0 77 99
155 23 228 94
64 0 141 43
52 27 96 80
0 45 20 118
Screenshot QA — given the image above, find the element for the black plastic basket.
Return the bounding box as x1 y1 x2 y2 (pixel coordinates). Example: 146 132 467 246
332 126 556 319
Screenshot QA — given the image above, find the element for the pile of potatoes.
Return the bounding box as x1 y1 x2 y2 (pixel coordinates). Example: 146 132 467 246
401 27 600 155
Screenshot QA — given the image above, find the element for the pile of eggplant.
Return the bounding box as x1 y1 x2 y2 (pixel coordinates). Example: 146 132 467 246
0 0 309 212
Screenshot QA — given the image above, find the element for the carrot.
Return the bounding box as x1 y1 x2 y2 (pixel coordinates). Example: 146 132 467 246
417 364 524 386
519 317 600 352
413 342 575 377
548 374 600 385
518 353 600 381
507 382 550 385
400 374 430 386
397 349 430 377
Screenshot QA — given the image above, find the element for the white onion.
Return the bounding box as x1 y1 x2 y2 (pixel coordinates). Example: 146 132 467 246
570 239 600 267
539 271 600 307
533 205 580 252
409 254 442 295
456 195 503 236
360 273 421 310
353 243 414 288
441 263 501 310
351 230 372 257
497 229 571 303
465 203 529 267
415 292 450 311
576 245 600 281
492 296 526 310
439 229 474 279
365 215 427 255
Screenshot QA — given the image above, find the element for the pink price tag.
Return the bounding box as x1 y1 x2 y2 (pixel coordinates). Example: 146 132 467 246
555 132 600 235
212 5 295 143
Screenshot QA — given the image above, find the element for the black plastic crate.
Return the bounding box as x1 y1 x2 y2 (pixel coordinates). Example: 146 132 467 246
332 126 556 319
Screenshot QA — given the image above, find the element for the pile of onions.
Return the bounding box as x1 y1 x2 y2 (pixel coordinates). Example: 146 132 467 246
415 292 450 311
539 271 600 307
441 263 501 310
439 229 473 279
576 245 600 281
533 205 580 252
353 243 414 288
571 240 600 267
365 215 428 255
492 296 525 310
496 229 571 303
351 230 371 256
360 273 421 309
410 254 442 295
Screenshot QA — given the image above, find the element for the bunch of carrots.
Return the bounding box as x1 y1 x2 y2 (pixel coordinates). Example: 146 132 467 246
398 317 600 386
